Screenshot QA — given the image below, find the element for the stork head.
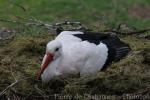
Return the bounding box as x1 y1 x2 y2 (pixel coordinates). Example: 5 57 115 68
37 40 62 79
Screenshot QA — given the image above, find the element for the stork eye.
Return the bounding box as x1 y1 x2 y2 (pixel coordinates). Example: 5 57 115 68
55 48 59 51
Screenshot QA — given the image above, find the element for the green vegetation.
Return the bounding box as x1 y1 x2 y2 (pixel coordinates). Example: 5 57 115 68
0 0 150 99
0 0 150 29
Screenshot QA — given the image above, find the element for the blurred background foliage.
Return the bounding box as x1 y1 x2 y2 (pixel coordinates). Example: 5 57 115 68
0 0 150 29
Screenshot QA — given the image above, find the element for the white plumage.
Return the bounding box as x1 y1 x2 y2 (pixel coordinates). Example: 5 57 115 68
37 31 131 82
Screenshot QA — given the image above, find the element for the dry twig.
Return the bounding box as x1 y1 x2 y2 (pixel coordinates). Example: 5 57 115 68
103 28 150 35
0 77 31 97
0 18 90 33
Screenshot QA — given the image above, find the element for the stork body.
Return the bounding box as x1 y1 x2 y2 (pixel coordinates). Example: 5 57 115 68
38 31 131 82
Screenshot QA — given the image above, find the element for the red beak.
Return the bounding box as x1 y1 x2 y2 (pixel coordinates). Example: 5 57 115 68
37 53 54 79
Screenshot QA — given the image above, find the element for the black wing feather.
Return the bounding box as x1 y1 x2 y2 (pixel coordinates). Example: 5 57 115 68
72 31 131 70
101 35 131 70
73 32 110 45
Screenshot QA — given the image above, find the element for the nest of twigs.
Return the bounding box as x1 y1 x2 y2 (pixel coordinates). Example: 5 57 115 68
0 30 150 99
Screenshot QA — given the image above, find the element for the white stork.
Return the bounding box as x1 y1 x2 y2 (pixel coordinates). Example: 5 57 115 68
37 31 131 82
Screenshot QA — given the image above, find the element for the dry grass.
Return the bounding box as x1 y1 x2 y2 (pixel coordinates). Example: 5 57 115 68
0 33 150 99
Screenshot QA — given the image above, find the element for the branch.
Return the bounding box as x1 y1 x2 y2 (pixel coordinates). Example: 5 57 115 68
0 18 90 33
0 77 31 96
135 85 150 95
0 19 25 24
103 28 150 35
0 18 149 37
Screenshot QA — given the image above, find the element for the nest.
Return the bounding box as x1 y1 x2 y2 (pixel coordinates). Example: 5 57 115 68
0 33 150 100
